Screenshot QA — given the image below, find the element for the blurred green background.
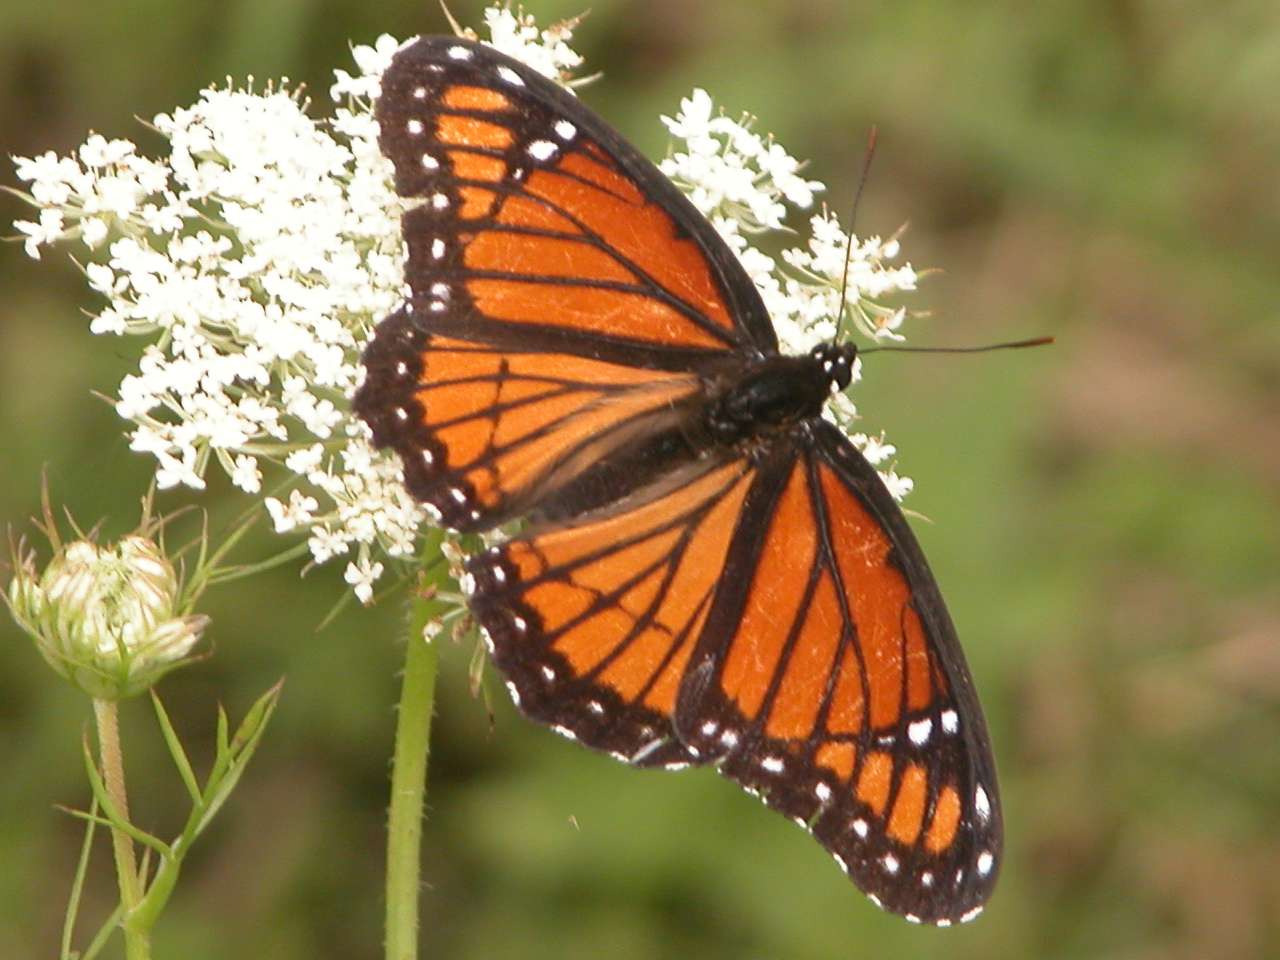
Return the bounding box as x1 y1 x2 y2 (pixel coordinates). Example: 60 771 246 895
2 1 1279 958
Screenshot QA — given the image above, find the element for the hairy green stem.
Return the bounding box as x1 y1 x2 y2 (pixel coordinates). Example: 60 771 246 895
92 699 150 960
385 536 447 960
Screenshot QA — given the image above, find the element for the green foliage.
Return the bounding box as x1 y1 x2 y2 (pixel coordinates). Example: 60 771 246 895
2 1 1277 958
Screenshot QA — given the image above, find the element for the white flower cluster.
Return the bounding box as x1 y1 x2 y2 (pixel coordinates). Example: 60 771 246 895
9 5 918 602
478 6 585 83
13 71 418 602
660 89 917 499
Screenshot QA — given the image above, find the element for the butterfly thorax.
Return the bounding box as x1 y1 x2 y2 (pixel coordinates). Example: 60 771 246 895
705 342 857 445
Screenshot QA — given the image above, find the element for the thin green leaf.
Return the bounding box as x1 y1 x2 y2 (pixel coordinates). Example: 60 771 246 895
229 679 283 754
214 703 230 762
136 843 153 889
60 804 173 861
61 795 99 960
204 541 310 586
194 682 281 834
78 904 125 960
315 586 357 633
151 691 201 805
129 848 181 935
77 736 173 859
80 734 122 826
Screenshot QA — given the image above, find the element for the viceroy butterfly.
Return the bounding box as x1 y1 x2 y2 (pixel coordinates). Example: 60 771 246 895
355 36 1001 926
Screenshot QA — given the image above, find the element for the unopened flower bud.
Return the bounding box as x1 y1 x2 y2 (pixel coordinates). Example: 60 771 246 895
7 534 207 700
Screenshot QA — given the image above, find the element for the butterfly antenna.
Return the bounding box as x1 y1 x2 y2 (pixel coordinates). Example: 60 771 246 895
860 335 1055 355
439 0 467 37
834 125 879 343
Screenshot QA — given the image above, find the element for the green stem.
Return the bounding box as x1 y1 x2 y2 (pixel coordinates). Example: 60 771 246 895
385 534 447 960
92 699 150 960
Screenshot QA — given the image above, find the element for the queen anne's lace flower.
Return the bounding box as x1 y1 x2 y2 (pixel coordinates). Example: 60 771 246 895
6 534 209 700
479 7 584 82
10 4 920 601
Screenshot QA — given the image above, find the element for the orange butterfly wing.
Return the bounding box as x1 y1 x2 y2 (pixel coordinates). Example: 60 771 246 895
358 308 704 529
356 37 778 529
467 457 757 767
674 422 1000 924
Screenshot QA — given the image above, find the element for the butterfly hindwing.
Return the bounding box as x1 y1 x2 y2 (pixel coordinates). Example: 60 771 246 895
674 423 1001 924
467 456 760 767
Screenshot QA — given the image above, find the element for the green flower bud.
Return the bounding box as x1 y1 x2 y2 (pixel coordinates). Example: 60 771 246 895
7 534 207 700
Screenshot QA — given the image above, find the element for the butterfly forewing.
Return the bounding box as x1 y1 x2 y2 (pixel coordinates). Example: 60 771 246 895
357 36 783 530
356 307 703 529
375 36 777 365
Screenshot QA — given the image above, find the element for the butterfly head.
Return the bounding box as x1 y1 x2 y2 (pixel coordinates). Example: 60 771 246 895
811 341 858 391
